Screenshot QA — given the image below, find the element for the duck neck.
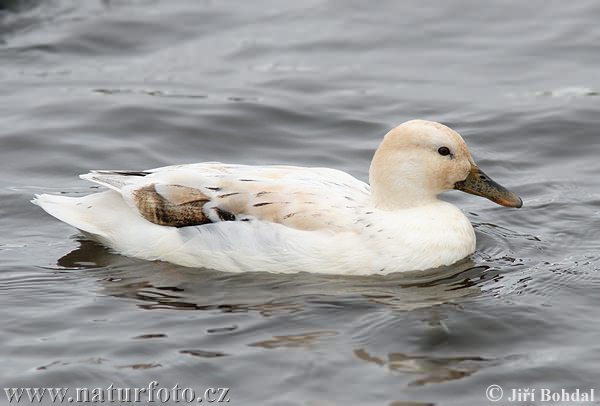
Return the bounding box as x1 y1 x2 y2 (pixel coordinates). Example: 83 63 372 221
369 181 439 210
369 152 439 210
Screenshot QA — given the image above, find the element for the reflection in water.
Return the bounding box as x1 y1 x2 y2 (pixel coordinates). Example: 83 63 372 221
57 239 490 315
93 88 209 99
36 357 108 371
179 349 228 358
248 331 338 349
354 348 497 386
0 0 40 13
132 333 167 339
118 363 161 370
53 239 517 395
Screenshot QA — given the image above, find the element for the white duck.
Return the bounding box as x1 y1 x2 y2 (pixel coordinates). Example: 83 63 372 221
33 120 522 275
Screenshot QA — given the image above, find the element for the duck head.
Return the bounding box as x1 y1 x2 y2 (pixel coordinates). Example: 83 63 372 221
369 119 522 209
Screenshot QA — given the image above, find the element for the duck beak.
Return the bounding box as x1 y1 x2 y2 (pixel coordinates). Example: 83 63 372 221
454 164 523 208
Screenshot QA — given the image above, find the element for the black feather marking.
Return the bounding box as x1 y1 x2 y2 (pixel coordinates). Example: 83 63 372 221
214 207 236 221
100 170 150 177
254 202 273 207
206 186 222 191
218 192 241 198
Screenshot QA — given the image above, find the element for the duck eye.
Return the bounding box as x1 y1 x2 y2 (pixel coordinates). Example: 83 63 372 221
438 146 451 156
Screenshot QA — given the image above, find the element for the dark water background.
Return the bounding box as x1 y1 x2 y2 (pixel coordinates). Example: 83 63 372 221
2 1 600 405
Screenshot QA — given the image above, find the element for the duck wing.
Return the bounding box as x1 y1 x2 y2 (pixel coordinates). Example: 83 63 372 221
81 163 371 232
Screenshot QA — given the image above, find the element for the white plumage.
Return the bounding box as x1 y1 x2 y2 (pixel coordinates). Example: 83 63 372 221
33 120 521 274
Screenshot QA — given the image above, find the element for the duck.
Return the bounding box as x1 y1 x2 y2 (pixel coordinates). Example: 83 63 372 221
33 120 522 275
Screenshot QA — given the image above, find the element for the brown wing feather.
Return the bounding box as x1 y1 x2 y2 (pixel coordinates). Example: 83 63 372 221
132 184 212 227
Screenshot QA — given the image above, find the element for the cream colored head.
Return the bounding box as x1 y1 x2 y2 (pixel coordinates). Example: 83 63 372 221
369 120 522 209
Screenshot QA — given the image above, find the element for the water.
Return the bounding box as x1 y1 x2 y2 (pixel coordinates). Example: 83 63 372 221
1 1 600 404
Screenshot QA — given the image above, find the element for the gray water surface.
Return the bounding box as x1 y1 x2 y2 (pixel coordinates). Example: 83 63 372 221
2 1 600 405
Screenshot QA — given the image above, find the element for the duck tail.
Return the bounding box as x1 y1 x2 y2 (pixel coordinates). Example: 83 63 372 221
32 193 106 237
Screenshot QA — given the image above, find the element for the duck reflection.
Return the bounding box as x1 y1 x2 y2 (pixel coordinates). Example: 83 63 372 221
248 330 338 349
354 348 497 386
55 238 507 389
57 239 494 315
